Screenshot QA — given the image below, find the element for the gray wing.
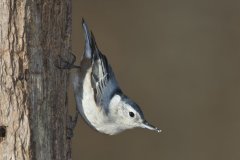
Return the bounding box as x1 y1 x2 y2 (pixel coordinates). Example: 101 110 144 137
81 19 120 111
91 51 120 111
89 32 120 111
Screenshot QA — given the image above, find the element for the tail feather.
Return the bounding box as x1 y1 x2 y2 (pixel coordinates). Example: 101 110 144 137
82 18 93 59
90 31 101 60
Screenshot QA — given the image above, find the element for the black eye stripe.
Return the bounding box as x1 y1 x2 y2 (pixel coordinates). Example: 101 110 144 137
129 112 135 117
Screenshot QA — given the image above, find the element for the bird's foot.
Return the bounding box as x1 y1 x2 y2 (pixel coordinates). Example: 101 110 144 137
55 52 80 69
67 111 79 139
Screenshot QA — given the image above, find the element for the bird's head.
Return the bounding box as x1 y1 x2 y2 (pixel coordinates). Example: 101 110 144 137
108 93 161 134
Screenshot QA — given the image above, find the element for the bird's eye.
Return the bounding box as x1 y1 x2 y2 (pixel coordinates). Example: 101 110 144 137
129 112 135 117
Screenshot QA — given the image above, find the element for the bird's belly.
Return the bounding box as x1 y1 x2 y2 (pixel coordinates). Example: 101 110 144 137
80 70 104 128
76 70 123 135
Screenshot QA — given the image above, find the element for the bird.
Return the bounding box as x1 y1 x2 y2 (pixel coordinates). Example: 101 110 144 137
71 19 161 135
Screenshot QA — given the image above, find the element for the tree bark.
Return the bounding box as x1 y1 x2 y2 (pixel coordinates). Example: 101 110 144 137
0 0 72 159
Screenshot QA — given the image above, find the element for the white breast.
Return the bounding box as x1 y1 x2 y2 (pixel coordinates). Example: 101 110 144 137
80 69 106 128
73 69 124 135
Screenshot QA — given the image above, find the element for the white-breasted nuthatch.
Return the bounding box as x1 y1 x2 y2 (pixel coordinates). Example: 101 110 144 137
71 19 161 135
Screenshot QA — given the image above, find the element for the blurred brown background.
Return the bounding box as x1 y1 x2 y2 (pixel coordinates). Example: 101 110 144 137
70 0 240 160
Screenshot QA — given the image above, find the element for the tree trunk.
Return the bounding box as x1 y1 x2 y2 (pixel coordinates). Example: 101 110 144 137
0 0 72 159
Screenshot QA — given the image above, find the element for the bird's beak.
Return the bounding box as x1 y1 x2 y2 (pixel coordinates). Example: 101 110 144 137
141 120 161 133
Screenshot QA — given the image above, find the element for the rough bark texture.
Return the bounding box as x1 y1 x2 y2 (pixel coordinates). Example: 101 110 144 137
0 0 72 159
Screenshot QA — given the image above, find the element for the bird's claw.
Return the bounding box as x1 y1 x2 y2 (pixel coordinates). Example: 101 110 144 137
55 52 80 69
67 111 79 139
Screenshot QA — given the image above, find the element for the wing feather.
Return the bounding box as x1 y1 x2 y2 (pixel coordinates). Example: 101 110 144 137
84 27 119 112
91 50 119 111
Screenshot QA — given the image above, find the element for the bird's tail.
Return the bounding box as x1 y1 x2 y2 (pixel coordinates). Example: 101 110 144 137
82 18 99 59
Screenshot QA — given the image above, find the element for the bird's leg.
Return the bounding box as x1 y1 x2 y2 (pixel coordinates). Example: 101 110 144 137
67 109 79 139
55 52 81 69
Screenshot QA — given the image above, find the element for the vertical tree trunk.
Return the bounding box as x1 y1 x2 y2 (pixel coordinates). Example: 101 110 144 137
0 0 72 159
